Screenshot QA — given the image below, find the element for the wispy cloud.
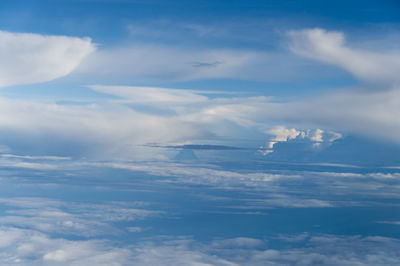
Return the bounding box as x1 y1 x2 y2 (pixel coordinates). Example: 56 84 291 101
288 28 400 84
0 197 159 237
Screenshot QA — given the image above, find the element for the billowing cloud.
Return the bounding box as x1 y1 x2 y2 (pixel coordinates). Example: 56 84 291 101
0 31 95 88
274 89 400 145
259 126 341 155
268 126 301 143
288 28 400 84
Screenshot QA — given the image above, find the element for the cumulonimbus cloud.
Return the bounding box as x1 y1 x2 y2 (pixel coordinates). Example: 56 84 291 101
0 30 95 88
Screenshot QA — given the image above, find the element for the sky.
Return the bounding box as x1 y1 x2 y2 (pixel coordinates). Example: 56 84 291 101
1 0 400 265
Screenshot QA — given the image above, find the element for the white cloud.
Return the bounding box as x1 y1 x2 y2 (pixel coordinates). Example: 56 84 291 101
126 235 400 266
0 96 209 158
274 89 400 144
0 29 396 159
309 128 324 142
288 28 400 84
74 42 332 84
126 227 142 233
1 154 70 161
211 237 264 249
90 85 208 104
0 229 399 266
0 198 159 237
0 227 133 266
261 126 301 154
78 45 257 82
268 126 300 142
0 80 395 160
260 126 339 155
0 31 95 88
0 85 276 158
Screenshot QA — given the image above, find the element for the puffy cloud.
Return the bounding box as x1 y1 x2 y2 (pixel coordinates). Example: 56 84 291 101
288 28 400 84
258 126 300 155
259 126 340 155
0 227 133 266
274 89 400 145
0 31 95 88
310 128 324 142
267 126 301 143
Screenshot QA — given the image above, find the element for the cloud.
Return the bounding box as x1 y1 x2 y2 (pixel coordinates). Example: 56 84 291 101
151 144 245 150
0 29 395 160
211 237 264 249
85 159 400 209
74 42 334 84
0 96 210 158
274 89 400 145
126 234 400 266
78 45 258 83
0 227 133 266
0 80 396 160
1 227 399 266
0 80 395 163
259 126 301 155
0 197 159 237
0 85 275 158
1 154 71 161
0 31 95 88
90 85 208 104
259 126 341 155
267 126 301 142
288 28 400 84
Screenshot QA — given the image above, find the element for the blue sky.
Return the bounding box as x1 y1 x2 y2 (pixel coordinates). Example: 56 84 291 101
1 0 400 265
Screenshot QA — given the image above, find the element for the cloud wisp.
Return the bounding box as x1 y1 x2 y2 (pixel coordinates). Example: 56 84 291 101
288 28 400 84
